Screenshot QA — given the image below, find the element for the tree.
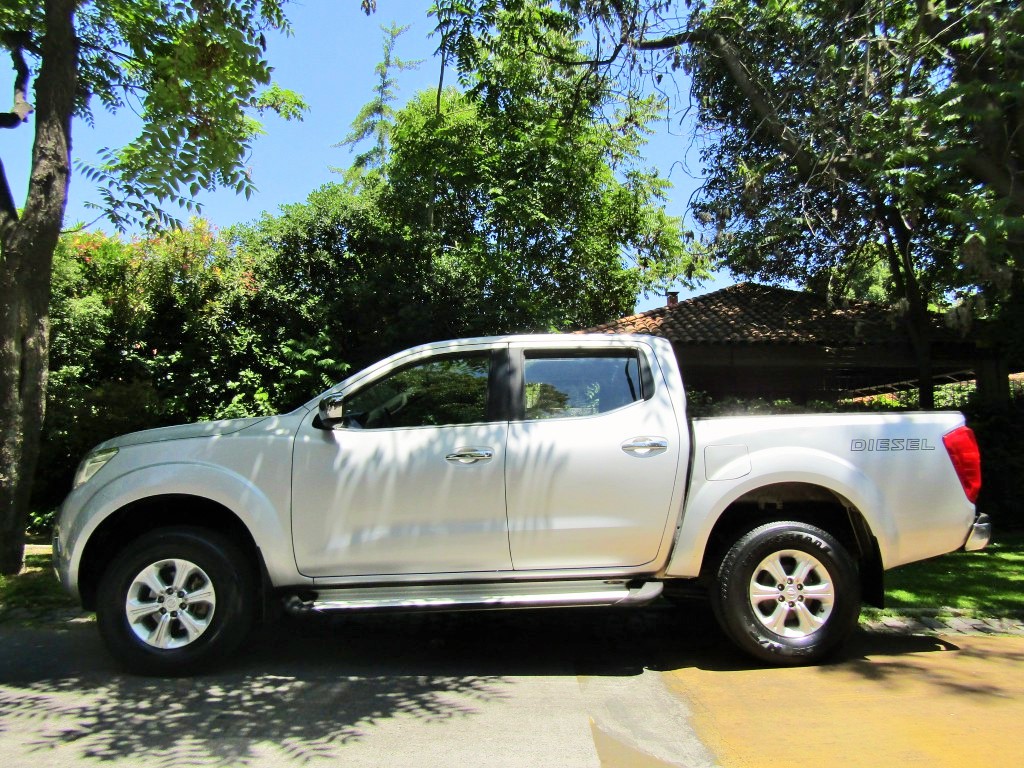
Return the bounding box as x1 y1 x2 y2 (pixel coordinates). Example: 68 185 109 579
646 0 1023 408
630 1 1022 406
0 0 311 573
413 1 699 329
431 1 1024 406
333 22 421 177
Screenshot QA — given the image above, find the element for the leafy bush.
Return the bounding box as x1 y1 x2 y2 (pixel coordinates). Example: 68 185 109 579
33 221 352 524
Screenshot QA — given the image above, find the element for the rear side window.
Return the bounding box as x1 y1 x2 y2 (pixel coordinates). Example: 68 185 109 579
522 352 643 420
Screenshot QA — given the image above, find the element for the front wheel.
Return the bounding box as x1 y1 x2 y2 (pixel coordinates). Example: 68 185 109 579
711 521 860 666
96 528 253 675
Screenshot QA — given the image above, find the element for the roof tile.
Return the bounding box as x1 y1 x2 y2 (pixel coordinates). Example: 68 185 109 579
583 282 957 347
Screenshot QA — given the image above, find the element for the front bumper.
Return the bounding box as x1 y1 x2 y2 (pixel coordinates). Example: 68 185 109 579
963 513 991 552
50 518 78 600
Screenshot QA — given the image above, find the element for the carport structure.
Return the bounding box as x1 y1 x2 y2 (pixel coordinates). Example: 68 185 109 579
585 282 979 402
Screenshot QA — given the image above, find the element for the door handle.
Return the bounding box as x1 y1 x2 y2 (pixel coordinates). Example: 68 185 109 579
445 447 494 464
621 437 669 457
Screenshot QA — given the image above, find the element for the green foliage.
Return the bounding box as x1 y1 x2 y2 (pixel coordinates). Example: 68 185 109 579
25 511 52 540
381 87 655 332
388 2 702 327
0 553 79 624
35 219 350 516
334 22 421 177
228 181 443 374
2 0 309 231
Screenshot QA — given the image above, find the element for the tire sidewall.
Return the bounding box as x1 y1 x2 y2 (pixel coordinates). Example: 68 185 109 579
713 522 860 665
97 528 252 675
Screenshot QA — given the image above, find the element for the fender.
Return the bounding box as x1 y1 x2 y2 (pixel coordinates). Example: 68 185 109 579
663 446 895 578
62 461 308 590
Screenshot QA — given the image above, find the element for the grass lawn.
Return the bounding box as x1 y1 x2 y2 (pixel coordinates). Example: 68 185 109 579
865 531 1024 620
0 552 79 623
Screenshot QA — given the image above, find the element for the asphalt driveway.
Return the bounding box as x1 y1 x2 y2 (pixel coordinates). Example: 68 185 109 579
0 606 1021 767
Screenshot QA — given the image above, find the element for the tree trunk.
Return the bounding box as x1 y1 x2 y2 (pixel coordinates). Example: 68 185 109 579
907 311 935 410
874 200 935 409
974 346 1009 410
0 0 77 575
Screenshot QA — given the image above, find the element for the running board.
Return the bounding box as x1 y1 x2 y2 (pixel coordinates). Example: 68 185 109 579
292 580 663 614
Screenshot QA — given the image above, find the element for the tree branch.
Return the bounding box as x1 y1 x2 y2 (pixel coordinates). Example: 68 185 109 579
0 159 16 237
1 32 34 129
692 30 838 185
0 33 35 228
633 31 690 50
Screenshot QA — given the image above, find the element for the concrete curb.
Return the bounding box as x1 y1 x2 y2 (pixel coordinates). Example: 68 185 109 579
860 613 1024 636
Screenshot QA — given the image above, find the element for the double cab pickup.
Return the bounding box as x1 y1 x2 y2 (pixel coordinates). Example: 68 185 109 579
54 334 989 673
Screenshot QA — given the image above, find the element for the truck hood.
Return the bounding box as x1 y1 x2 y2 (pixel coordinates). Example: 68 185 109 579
97 417 270 450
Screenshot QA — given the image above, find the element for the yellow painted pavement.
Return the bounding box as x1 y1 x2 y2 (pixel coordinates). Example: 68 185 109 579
666 634 1024 768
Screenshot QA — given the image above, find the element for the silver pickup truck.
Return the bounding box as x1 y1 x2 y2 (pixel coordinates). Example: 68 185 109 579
54 334 989 673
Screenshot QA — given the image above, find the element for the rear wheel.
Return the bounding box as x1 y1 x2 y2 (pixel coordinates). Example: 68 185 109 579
711 521 860 665
96 528 253 675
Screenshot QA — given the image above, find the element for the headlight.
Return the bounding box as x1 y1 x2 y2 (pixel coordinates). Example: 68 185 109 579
73 447 118 489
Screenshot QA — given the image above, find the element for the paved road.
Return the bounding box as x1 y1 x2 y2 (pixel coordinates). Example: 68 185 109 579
670 632 1024 768
1 606 1022 767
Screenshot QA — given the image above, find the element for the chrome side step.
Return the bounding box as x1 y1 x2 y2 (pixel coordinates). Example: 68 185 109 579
295 580 662 614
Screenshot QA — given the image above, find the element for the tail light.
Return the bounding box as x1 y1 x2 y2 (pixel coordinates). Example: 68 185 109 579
942 426 982 504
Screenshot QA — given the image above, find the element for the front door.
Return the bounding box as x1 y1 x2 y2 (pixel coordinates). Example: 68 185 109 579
291 350 512 577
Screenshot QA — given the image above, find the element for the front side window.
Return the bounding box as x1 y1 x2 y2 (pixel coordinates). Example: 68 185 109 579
523 352 643 420
344 354 491 429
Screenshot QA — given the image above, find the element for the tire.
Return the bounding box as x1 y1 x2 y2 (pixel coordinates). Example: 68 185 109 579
710 521 860 666
96 527 253 675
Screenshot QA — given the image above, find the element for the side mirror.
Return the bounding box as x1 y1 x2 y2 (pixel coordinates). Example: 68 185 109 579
318 394 346 428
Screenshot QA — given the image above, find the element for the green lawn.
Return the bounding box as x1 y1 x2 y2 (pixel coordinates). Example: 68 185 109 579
0 553 78 622
867 532 1024 619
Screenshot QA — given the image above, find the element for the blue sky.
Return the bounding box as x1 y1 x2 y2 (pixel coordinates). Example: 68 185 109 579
3 1 730 312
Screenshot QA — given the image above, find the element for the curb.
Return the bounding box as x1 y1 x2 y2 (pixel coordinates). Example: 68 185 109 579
859 614 1024 637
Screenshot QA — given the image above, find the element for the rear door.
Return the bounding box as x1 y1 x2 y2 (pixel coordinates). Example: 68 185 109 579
504 341 685 570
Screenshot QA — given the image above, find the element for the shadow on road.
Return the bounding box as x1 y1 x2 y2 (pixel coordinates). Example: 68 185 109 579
0 604 981 766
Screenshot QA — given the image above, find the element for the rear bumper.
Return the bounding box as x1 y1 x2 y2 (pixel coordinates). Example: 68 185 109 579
963 513 991 552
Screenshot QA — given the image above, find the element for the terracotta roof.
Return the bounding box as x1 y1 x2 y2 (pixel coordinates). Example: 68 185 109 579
584 282 953 347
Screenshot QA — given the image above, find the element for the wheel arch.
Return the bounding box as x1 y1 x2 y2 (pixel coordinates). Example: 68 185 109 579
695 482 885 607
665 452 892 608
77 494 268 612
64 461 305 610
